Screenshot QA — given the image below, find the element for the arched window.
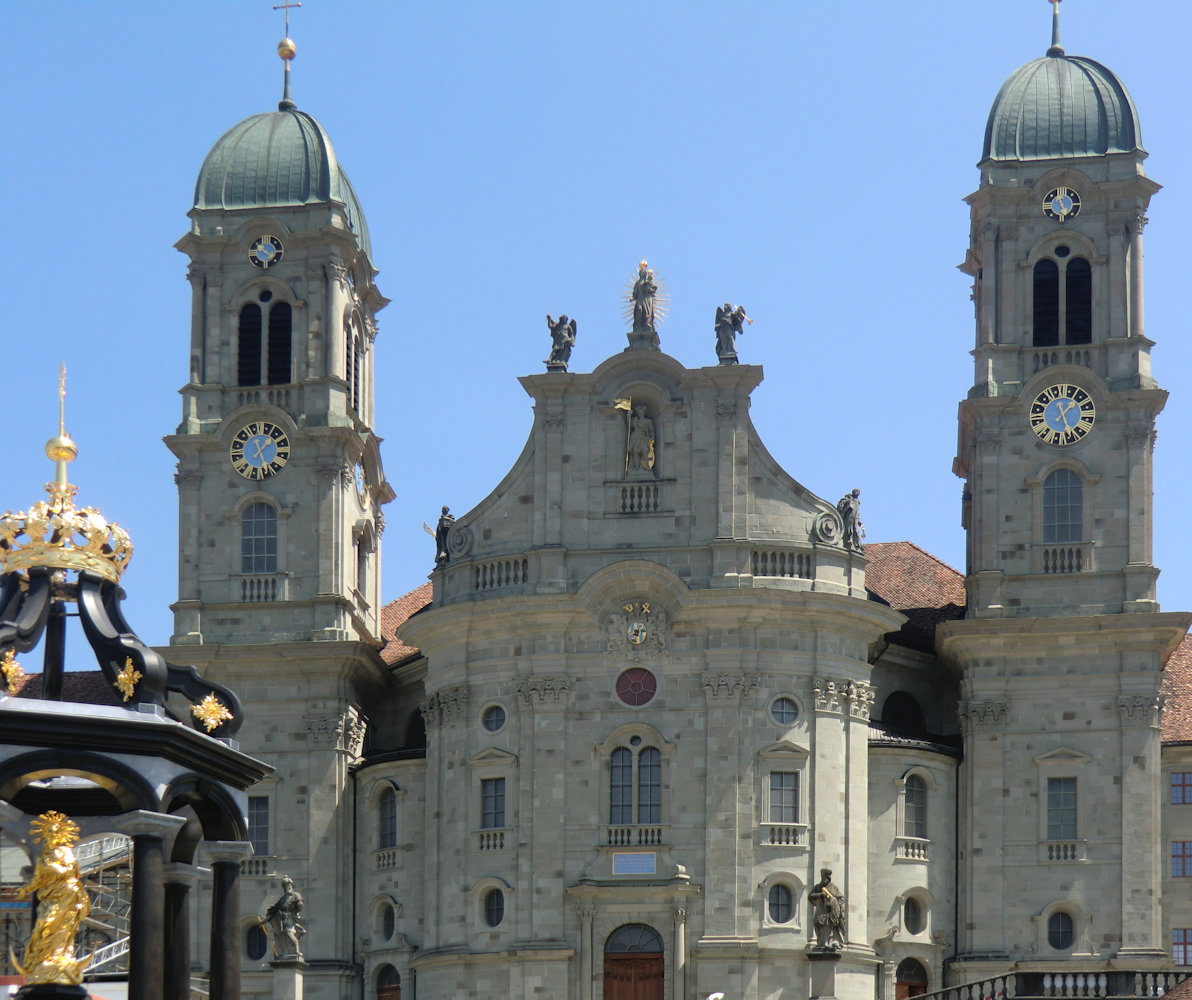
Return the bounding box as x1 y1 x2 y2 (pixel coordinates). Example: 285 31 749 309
267 301 292 384
1033 259 1060 347
1066 258 1092 343
882 691 927 735
345 323 363 412
1032 249 1092 346
1048 911 1074 949
605 924 664 954
896 958 929 1000
241 502 278 574
767 884 793 923
904 775 928 839
610 745 661 825
240 297 293 386
378 786 397 850
238 304 263 385
376 963 401 1000
1043 469 1083 543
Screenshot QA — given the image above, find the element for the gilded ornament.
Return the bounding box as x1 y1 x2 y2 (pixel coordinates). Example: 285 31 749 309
1 649 24 688
14 811 91 985
192 693 233 732
113 657 143 702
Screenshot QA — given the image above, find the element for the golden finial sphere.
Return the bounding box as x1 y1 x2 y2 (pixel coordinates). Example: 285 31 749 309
278 37 297 60
45 435 77 464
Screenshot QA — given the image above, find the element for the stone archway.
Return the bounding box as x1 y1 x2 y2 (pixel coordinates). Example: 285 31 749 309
604 923 664 1000
896 957 929 1000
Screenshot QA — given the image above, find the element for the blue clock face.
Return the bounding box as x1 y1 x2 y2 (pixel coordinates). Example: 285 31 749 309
229 421 291 479
1029 384 1095 445
249 235 284 269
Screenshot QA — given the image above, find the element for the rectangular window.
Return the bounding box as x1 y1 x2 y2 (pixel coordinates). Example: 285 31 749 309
247 796 269 857
1174 773 1192 804
1047 777 1077 840
769 772 799 824
481 778 505 830
1174 842 1192 878
1175 929 1192 966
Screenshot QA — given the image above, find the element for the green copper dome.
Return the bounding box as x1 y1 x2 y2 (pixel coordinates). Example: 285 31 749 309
982 52 1143 163
194 105 371 257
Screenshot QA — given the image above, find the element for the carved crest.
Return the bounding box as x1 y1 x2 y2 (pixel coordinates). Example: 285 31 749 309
606 600 668 661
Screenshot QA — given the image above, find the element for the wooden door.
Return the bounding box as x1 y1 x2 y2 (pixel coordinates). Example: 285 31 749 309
604 954 664 1000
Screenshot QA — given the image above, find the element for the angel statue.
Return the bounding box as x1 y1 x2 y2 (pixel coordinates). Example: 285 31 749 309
14 811 92 986
714 303 752 363
545 314 577 372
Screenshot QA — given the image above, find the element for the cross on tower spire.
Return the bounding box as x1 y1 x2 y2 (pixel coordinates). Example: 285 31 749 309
273 1 301 110
1047 0 1065 57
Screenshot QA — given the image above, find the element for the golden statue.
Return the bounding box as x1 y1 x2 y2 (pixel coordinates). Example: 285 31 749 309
13 811 91 985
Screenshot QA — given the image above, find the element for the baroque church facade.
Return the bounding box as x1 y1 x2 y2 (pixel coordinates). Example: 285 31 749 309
154 11 1192 1000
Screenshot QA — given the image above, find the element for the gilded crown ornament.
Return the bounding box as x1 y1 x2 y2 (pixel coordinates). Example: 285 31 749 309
0 366 133 584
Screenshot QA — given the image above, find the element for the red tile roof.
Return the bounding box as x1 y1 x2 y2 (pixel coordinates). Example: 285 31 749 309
1162 634 1192 743
7 669 124 707
379 581 433 666
865 541 966 652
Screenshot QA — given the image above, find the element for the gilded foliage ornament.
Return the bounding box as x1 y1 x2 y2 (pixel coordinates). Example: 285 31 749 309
113 657 143 702
192 694 234 732
0 649 24 688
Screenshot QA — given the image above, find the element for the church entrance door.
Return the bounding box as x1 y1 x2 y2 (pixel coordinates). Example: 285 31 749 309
603 954 664 1000
604 923 665 1000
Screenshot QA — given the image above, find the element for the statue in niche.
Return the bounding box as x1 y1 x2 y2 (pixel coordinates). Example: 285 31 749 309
837 489 865 551
714 303 752 363
434 506 455 566
627 405 656 474
809 867 847 950
265 874 307 960
545 314 577 372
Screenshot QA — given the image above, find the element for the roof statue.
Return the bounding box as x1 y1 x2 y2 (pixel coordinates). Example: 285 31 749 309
545 314 577 372
714 302 752 364
625 260 668 350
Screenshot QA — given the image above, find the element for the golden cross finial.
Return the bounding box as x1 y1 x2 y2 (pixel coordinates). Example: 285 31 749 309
273 0 301 37
57 362 66 437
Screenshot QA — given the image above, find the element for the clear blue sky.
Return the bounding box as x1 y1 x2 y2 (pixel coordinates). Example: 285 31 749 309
3 1 1191 648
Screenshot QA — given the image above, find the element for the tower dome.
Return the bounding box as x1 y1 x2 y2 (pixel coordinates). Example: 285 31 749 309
981 6 1143 164
193 104 371 256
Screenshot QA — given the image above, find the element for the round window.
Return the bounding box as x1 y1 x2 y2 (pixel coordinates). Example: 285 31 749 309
484 888 505 927
770 696 799 725
616 668 657 707
904 896 924 934
382 901 396 940
767 883 793 923
246 923 268 960
482 705 506 732
1054 244 1071 258
1048 911 1074 950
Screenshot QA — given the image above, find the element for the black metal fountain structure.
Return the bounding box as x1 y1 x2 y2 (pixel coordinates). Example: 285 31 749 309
0 391 270 1000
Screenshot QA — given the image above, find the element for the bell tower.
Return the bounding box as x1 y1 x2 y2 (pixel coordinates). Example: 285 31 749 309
167 32 392 648
954 0 1161 619
942 4 1192 975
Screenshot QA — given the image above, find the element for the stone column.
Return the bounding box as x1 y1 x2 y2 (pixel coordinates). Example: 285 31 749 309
842 681 874 949
673 906 687 1000
164 863 203 1000
1117 693 1165 957
206 841 254 1000
578 905 595 1000
1128 212 1147 339
122 812 186 1000
270 958 308 1000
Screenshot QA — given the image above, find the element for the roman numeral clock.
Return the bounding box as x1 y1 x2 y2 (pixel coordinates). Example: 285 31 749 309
229 420 291 480
1027 383 1095 447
